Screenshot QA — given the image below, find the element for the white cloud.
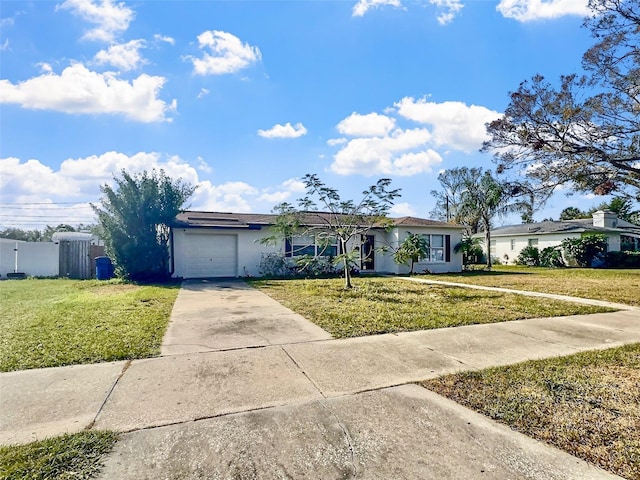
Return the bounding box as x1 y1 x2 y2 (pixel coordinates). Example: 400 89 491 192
93 39 146 71
330 128 442 176
192 181 258 213
190 30 261 76
258 177 307 204
153 34 175 45
197 88 210 99
37 62 53 73
390 202 416 217
259 191 292 203
395 97 500 152
57 0 134 42
430 0 464 25
0 63 175 122
497 0 590 21
258 122 307 139
0 152 266 225
337 112 396 137
196 156 212 173
352 0 402 17
327 138 348 146
0 39 9 51
0 152 200 210
281 178 306 192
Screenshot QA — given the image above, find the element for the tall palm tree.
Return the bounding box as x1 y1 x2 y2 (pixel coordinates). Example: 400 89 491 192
460 170 530 269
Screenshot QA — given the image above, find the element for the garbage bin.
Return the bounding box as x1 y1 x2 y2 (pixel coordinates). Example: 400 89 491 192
95 256 113 280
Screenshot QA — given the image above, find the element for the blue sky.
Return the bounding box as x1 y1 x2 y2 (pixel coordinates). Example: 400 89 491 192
0 0 607 229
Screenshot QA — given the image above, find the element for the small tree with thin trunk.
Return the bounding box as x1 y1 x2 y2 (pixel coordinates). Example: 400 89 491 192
262 174 400 289
393 232 429 275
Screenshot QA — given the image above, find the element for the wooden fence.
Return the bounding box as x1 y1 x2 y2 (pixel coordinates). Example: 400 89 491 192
58 241 105 279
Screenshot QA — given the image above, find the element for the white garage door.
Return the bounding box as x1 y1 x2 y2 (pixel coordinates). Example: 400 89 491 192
185 233 237 278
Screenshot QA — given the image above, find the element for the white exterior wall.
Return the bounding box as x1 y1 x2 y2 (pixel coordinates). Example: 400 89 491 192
490 232 622 265
0 241 59 277
172 227 281 278
172 225 464 278
391 227 464 274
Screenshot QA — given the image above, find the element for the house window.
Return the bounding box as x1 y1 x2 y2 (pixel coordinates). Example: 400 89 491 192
490 239 497 255
528 238 538 247
510 239 516 251
285 235 338 257
421 234 445 262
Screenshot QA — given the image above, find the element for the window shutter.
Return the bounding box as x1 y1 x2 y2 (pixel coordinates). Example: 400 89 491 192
285 238 292 258
445 235 451 262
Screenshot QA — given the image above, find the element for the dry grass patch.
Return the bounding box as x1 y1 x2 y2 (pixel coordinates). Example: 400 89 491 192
420 266 640 306
422 344 640 480
250 277 614 338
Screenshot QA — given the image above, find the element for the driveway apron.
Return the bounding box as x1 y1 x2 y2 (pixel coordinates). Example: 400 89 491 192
160 279 332 355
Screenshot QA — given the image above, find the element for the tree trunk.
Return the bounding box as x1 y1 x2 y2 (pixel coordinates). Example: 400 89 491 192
485 226 492 270
342 239 352 289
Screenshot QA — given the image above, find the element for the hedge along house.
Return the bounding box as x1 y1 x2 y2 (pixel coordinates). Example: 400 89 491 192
170 211 465 279
484 210 640 265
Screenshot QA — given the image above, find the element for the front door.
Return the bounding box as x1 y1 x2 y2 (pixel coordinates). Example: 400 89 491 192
361 235 375 271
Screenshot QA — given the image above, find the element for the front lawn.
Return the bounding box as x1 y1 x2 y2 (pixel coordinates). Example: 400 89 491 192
0 431 117 480
420 266 640 306
250 277 614 338
422 343 640 480
0 279 179 372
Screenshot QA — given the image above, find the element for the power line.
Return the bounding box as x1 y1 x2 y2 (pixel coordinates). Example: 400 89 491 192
0 202 97 205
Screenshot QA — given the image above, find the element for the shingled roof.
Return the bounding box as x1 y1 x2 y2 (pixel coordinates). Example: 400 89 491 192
172 211 462 229
490 218 640 237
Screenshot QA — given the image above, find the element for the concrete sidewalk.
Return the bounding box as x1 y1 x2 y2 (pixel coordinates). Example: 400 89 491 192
2 279 638 478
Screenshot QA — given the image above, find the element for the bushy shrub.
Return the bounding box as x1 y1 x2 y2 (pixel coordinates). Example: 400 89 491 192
516 246 540 266
606 251 640 268
540 246 566 267
258 253 339 278
258 253 296 277
561 234 608 267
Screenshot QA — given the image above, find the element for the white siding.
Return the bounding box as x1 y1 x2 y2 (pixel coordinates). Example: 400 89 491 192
387 227 464 274
172 225 464 278
489 232 622 265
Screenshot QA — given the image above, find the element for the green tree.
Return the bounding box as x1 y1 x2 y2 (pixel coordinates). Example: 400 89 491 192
430 167 483 233
92 170 195 282
459 170 531 269
589 198 640 224
561 234 608 267
0 228 42 242
42 224 76 241
559 207 589 221
483 0 640 202
393 232 429 274
262 174 400 289
453 234 483 269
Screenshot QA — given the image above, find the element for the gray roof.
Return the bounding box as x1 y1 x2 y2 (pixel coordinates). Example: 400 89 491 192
173 211 463 230
490 219 640 237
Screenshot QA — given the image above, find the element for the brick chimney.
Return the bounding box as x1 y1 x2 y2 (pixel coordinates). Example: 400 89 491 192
592 210 618 228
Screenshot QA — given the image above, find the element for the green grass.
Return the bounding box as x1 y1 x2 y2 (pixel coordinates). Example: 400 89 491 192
250 277 614 338
422 344 640 480
0 431 117 480
0 278 179 372
420 266 640 306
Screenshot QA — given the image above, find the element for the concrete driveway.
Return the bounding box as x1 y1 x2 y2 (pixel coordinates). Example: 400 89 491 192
3 279 638 479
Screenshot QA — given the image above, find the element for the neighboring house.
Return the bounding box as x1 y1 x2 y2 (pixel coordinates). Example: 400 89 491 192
484 210 640 264
170 211 465 278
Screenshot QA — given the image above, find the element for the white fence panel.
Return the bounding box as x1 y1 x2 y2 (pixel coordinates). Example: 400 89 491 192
0 242 60 278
